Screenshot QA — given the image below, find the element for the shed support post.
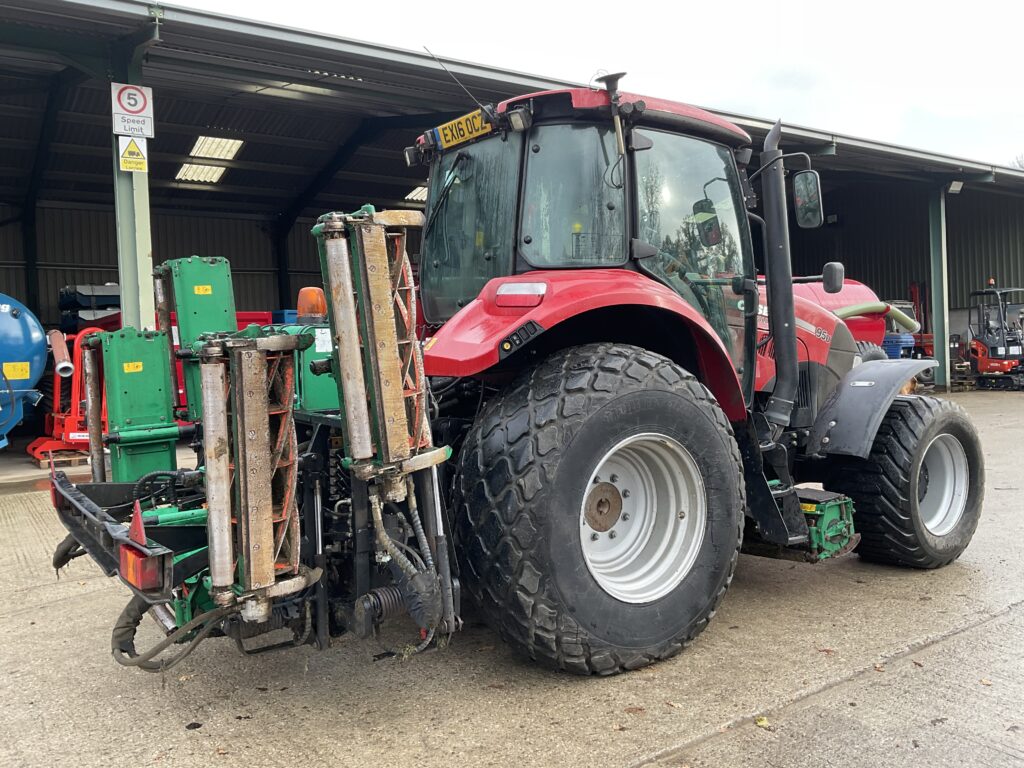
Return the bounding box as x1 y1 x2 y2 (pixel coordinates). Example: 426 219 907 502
111 22 159 330
273 227 291 310
928 187 950 391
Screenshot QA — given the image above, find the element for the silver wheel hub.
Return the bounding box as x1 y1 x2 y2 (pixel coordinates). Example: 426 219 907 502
918 433 969 536
579 433 706 604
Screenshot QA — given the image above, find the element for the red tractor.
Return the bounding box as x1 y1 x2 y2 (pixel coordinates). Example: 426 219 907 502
51 75 984 676
416 77 982 671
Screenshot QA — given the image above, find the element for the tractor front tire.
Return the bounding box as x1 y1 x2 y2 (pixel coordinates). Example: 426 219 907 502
454 343 744 675
826 396 984 568
857 340 889 362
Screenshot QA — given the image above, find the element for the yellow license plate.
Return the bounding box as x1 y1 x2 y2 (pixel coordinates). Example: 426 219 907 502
434 109 492 150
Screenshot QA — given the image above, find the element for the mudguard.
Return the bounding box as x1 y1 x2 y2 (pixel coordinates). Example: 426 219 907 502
423 270 748 421
807 358 938 458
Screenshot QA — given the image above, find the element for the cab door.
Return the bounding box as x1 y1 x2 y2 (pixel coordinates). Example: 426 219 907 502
632 130 756 393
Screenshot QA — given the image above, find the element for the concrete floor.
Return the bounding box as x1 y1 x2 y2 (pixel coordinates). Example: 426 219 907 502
0 391 1021 768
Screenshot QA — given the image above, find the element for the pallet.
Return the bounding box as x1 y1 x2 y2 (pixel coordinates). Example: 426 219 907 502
35 451 91 470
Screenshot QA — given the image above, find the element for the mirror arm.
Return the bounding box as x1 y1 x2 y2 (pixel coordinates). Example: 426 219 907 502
747 152 813 182
746 211 770 275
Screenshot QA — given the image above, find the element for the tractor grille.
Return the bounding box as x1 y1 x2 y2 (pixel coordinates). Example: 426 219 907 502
796 368 812 408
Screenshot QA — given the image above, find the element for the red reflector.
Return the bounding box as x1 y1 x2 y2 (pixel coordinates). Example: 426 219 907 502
119 544 163 591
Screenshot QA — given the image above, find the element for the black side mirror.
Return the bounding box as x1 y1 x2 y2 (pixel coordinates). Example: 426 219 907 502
692 198 722 247
822 261 845 294
792 170 824 229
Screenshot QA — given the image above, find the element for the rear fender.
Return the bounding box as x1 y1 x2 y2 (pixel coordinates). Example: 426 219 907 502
423 270 747 421
808 359 938 457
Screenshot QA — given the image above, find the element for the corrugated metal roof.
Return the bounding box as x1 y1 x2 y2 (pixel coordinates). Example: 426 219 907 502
3 0 1024 221
0 0 571 218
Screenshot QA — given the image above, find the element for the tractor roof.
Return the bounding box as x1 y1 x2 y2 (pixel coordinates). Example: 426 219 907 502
498 88 752 148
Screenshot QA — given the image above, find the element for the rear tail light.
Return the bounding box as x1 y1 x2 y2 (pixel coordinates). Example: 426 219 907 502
120 544 163 591
495 282 547 308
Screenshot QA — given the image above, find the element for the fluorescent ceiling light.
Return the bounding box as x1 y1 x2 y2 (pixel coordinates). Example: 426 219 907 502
189 136 243 160
175 164 226 183
405 185 429 202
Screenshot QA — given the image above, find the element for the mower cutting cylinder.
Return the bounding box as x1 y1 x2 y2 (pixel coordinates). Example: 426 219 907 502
321 224 374 460
200 358 234 606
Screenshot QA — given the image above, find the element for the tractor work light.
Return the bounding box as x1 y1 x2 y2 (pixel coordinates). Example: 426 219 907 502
506 106 533 133
495 282 547 308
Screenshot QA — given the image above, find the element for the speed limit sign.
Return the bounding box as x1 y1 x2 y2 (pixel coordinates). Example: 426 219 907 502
111 82 154 138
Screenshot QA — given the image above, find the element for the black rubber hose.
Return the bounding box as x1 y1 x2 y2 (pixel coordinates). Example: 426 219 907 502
111 596 236 673
131 470 180 501
52 533 85 572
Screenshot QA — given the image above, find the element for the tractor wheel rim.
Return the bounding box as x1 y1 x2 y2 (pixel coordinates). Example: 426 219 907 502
918 433 969 536
579 433 706 604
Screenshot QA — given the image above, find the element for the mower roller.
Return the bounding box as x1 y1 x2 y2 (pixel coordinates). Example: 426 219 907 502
51 76 985 676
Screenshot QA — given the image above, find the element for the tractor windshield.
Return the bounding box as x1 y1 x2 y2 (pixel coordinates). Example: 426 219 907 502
420 124 626 323
421 133 523 323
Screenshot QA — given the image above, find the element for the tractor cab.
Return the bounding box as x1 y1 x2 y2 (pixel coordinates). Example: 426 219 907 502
409 84 790 399
403 81 835 417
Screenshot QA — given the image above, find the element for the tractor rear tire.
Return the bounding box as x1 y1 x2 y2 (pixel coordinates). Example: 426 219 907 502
825 396 983 568
453 343 744 675
856 341 888 362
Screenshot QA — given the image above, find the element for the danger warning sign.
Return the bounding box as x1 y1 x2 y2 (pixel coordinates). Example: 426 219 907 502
118 136 148 173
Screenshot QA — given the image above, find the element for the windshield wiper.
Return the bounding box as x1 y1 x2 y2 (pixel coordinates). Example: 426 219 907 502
424 151 467 236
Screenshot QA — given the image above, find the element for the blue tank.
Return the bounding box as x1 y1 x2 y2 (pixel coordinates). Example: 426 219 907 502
0 293 46 449
882 332 916 360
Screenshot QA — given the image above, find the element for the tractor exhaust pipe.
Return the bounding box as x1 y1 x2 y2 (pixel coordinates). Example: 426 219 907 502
760 121 799 432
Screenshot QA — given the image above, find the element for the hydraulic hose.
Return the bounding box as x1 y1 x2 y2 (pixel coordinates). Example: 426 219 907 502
832 302 921 333
404 476 435 573
369 491 418 579
111 596 237 673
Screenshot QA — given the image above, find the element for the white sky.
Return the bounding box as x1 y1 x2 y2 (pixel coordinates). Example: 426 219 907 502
174 0 1024 166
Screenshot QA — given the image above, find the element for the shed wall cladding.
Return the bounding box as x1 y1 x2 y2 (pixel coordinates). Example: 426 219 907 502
789 180 930 301
946 190 1024 308
22 207 293 323
287 217 323 301
0 204 26 302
